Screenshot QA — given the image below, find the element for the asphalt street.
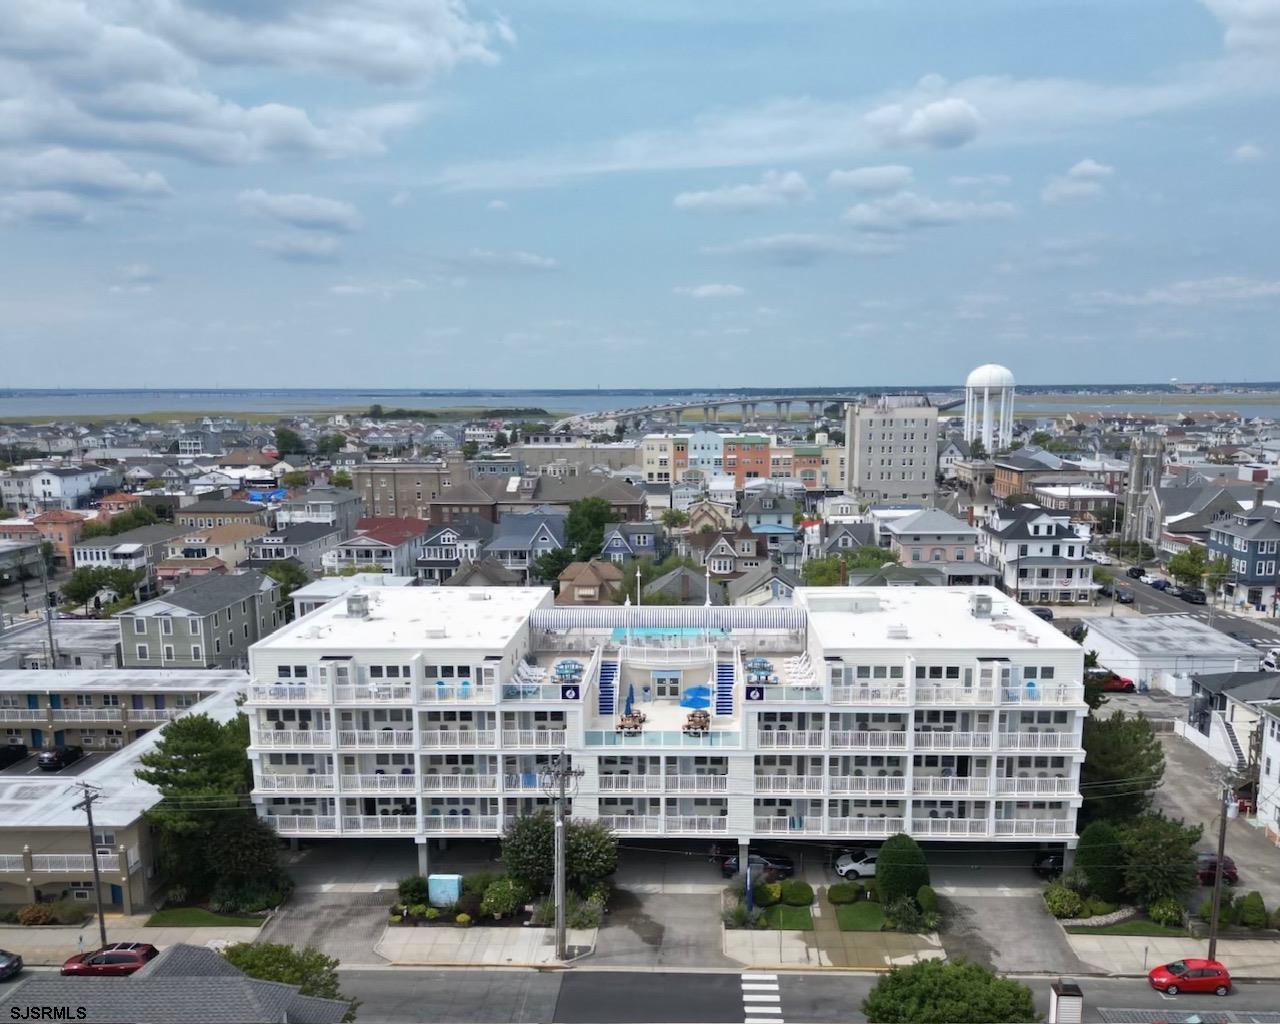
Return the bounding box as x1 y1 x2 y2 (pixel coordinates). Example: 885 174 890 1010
339 969 1280 1024
1104 573 1280 646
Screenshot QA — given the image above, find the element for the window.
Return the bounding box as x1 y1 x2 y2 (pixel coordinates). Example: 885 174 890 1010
227 631 234 648
136 644 149 660
190 620 201 636
102 694 120 707
161 619 173 636
76 694 93 707
191 646 202 661
215 639 221 654
133 619 146 635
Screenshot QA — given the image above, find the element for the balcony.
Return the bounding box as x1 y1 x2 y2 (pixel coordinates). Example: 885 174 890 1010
341 773 418 792
754 816 824 834
0 709 47 721
268 815 339 834
502 682 567 701
256 729 333 748
422 814 500 833
31 853 120 873
598 774 664 793
256 773 336 793
830 685 910 706
502 729 567 749
666 774 728 793
755 775 824 794
503 772 546 790
53 708 123 722
341 815 418 834
246 684 331 704
913 776 991 796
0 855 24 872
830 730 908 751
752 685 825 703
128 709 181 722
913 731 995 751
912 817 991 837
424 774 501 792
1000 685 1085 706
664 815 728 834
830 775 905 795
915 686 995 705
335 684 413 704
419 729 497 748
998 732 1077 751
995 776 1077 797
994 818 1075 837
827 816 906 836
599 815 663 833
423 684 496 704
337 729 415 749
757 729 825 749
583 730 741 748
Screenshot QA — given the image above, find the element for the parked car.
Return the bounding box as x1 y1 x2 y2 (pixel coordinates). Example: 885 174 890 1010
1099 582 1114 597
1139 574 1158 585
60 943 159 977
1086 669 1135 693
1094 553 1114 565
0 744 28 770
1262 648 1280 672
37 745 84 771
1180 588 1207 605
1166 585 1183 597
1031 851 1064 878
721 852 796 879
1196 852 1238 886
1028 607 1054 622
1150 578 1170 590
0 949 22 981
1126 566 1146 579
1115 588 1135 604
1148 959 1232 996
834 849 878 879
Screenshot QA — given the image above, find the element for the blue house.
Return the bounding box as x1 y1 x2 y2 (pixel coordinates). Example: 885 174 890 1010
1207 498 1280 614
601 522 664 564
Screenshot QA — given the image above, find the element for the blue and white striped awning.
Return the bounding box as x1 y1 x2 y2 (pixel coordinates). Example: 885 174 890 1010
529 607 806 630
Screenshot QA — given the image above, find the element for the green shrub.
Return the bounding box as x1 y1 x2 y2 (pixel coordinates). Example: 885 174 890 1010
389 914 402 923
455 913 471 927
17 904 55 926
165 884 188 907
425 907 440 921
397 875 429 905
1238 891 1268 929
877 834 930 908
406 903 428 919
1076 821 1125 902
752 882 782 907
49 900 88 925
480 877 528 919
1086 899 1117 916
827 882 863 905
583 879 612 908
456 891 482 918
0 909 18 924
1270 906 1280 930
1060 867 1090 895
1076 907 1093 920
1226 894 1244 925
915 885 938 915
723 903 750 928
463 871 500 898
1044 883 1083 919
780 879 814 907
1197 896 1216 921
1147 896 1184 927
885 896 935 933
569 895 604 929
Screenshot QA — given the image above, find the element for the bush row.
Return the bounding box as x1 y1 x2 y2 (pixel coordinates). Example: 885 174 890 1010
1198 891 1280 930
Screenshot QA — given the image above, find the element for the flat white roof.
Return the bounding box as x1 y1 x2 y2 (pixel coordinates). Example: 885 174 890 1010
1034 486 1117 499
795 586 1079 653
0 620 120 654
1086 614 1260 660
0 669 247 694
291 575 417 601
259 586 555 652
0 687 243 829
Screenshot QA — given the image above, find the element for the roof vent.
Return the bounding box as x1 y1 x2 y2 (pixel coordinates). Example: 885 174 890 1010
424 625 447 639
970 593 993 619
345 593 369 619
886 623 909 639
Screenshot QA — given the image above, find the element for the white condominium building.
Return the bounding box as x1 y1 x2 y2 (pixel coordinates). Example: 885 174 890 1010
245 586 1085 873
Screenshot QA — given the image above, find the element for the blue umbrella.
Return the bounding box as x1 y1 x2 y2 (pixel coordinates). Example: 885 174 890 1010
624 683 635 717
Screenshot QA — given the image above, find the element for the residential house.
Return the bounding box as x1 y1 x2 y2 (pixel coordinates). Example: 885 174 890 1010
415 520 495 584
31 510 88 566
245 523 343 574
555 560 625 605
815 522 876 559
274 486 362 538
886 508 979 565
601 522 663 564
722 434 771 488
990 453 1093 501
687 525 763 578
484 512 567 582
938 436 972 481
726 563 799 606
1257 704 1280 845
72 523 187 590
429 480 500 525
443 558 522 587
96 492 143 518
175 499 271 529
155 523 268 586
1207 493 1280 614
325 517 430 576
1144 483 1280 557
118 571 281 670
979 503 1096 605
643 565 723 605
1188 671 1280 774
686 498 735 534
26 463 106 511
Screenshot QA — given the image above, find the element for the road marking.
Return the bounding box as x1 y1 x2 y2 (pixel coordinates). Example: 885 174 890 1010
741 983 779 991
743 994 782 1002
741 974 777 981
742 973 783 1024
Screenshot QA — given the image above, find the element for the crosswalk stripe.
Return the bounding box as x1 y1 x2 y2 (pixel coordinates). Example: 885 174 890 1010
745 1018 784 1023
743 994 782 1003
741 983 780 991
742 1006 783 1015
742 973 777 981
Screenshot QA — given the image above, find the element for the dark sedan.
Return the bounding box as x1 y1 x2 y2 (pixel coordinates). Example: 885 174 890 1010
722 853 796 879
1196 853 1238 886
0 949 22 981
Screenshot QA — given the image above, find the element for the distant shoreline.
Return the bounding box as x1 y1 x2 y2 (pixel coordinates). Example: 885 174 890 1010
0 405 579 425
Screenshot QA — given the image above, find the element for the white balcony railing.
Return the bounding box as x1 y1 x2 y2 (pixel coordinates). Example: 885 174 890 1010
664 815 728 834
912 817 990 836
915 686 996 705
337 729 415 749
53 708 123 722
913 776 992 796
341 774 417 792
256 729 333 748
0 709 48 721
32 854 120 872
502 729 567 749
246 684 331 704
0 854 27 872
827 816 906 836
335 684 413 704
424 774 501 792
755 775 824 794
913 731 995 751
756 729 824 749
341 815 418 833
1000 685 1085 706
256 773 336 792
998 732 1077 751
268 815 339 834
597 774 665 792
830 730 908 750
830 686 910 705
422 814 500 833
667 774 729 792
995 776 1077 797
994 818 1076 837
599 814 663 833
754 816 824 834
419 729 497 748
128 709 181 722
831 775 906 795
421 684 495 704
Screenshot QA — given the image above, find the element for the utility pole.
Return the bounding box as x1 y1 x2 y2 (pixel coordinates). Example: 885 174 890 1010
540 750 584 961
37 552 57 667
1207 779 1235 962
72 783 108 949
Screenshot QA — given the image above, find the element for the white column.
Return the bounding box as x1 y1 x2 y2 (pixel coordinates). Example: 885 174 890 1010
982 387 993 453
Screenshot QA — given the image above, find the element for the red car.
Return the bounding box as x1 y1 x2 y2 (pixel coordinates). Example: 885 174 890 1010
61 942 158 976
1196 852 1239 886
1148 959 1232 996
1087 669 1135 693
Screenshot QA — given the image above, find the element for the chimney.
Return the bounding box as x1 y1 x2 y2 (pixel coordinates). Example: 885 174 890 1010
839 558 849 586
1254 485 1265 511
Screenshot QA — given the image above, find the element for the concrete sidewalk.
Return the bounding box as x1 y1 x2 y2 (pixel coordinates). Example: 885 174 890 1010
376 924 597 966
0 916 262 966
1065 932 1280 978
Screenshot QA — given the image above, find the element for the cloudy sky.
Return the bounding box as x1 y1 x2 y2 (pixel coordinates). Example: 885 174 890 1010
2 0 1279 389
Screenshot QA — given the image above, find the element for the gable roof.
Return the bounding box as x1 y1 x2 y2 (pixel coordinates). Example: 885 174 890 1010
486 514 567 550
443 557 521 586
886 508 977 537
1193 671 1280 702
645 565 723 605
353 516 430 546
559 560 624 586
128 570 275 617
180 499 266 514
725 562 799 602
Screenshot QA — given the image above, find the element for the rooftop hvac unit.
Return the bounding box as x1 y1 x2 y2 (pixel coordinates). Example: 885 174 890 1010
970 593 993 618
346 593 370 619
886 624 909 639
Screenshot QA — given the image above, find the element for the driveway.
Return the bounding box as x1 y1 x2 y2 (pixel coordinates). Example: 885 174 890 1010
259 890 396 964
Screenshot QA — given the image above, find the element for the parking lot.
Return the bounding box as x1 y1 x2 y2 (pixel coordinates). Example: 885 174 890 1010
0 751 103 777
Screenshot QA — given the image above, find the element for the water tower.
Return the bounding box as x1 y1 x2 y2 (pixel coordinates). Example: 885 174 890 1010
963 363 1016 453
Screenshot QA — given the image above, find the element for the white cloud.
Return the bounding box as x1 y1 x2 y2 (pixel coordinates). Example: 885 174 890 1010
0 190 91 225
5 148 171 198
109 262 160 293
256 233 342 262
237 189 363 232
950 173 1012 188
827 165 913 193
843 191 1015 232
1231 141 1266 162
1202 0 1280 53
673 170 810 212
865 97 982 148
447 248 559 273
487 199 510 212
1083 275 1280 306
1041 158 1115 204
330 277 428 298
673 283 746 298
702 232 900 265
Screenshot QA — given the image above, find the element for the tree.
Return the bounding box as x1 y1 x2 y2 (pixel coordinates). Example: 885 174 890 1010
223 943 355 1021
876 833 930 908
862 959 1037 1024
501 810 618 896
566 497 617 560
1081 711 1165 822
315 434 345 458
207 814 287 892
802 548 899 585
1075 821 1125 902
1205 555 1229 598
62 567 109 612
329 470 352 488
280 470 310 489
1119 814 1201 907
142 478 165 490
494 431 509 448
532 547 576 585
1095 502 1124 535
1167 545 1208 587
274 427 305 454
367 403 385 419
968 438 988 461
1031 431 1052 446
462 440 480 459
264 559 309 602
660 509 689 529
